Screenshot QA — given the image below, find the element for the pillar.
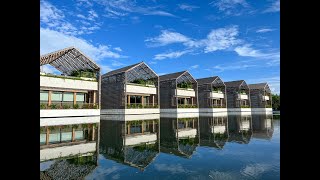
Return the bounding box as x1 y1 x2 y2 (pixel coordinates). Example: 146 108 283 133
142 95 144 106
141 121 144 133
127 95 130 105
48 91 52 106
152 95 155 106
93 91 96 104
184 98 187 105
46 127 49 145
92 124 95 141
152 120 155 133
221 99 223 107
191 97 193 105
193 119 195 128
73 92 77 105
127 124 130 135
72 127 75 142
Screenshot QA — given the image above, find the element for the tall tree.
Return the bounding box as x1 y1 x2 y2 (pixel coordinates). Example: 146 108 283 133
272 94 280 110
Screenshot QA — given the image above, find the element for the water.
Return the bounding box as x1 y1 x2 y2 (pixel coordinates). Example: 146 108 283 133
40 113 280 180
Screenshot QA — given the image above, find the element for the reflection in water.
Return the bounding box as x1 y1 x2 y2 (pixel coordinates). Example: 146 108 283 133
40 120 99 180
228 113 253 144
39 113 278 179
199 113 229 149
99 115 160 170
160 113 200 158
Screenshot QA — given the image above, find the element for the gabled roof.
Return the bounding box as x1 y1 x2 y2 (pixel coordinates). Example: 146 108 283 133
225 80 246 88
159 71 186 81
103 62 142 77
248 83 268 90
40 47 100 75
196 76 218 85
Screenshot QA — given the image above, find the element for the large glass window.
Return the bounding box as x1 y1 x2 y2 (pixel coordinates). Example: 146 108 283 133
40 91 48 102
40 127 46 145
51 92 63 102
61 126 72 142
48 127 61 144
76 93 85 102
63 92 74 102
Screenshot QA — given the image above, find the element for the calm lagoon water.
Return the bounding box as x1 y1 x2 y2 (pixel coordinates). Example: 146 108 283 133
40 113 280 180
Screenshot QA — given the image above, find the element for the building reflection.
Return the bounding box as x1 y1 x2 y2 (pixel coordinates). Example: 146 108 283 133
251 113 274 140
160 113 199 158
99 114 160 170
227 113 252 144
40 117 99 179
199 113 229 149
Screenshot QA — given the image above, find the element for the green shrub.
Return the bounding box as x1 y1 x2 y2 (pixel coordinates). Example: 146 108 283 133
62 104 71 109
177 82 193 89
73 104 79 109
40 104 47 109
82 104 89 109
50 104 57 109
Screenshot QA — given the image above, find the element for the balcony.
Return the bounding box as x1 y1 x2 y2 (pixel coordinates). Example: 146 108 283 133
176 88 196 97
126 83 157 95
211 92 224 99
40 75 98 91
238 94 248 100
263 96 270 101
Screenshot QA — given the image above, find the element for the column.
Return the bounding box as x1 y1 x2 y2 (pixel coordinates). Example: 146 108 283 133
192 119 195 128
142 95 144 106
141 121 144 133
73 92 77 105
72 127 75 142
184 98 187 105
93 91 96 104
127 124 131 135
46 127 49 145
152 120 155 133
152 95 155 106
191 97 194 105
92 124 95 141
127 95 130 105
48 91 52 106
221 99 223 107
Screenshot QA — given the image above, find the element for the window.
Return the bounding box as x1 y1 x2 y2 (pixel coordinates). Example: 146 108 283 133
63 92 74 102
76 93 85 102
51 92 62 102
40 91 48 102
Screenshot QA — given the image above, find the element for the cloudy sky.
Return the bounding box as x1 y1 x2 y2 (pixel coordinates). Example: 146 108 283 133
40 0 280 94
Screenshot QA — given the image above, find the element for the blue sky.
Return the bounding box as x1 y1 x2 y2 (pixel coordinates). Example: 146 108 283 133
40 0 280 94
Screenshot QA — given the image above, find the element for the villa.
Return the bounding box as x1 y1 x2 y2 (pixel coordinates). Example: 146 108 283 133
199 113 229 149
252 113 274 140
100 115 160 170
159 71 199 113
227 114 252 144
160 113 199 158
40 47 101 118
249 83 273 113
100 62 159 115
225 80 251 114
197 76 227 113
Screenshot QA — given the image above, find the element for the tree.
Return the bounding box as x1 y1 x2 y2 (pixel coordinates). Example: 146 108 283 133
272 94 280 111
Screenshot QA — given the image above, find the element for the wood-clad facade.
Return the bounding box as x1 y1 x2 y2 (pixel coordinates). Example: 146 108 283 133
249 83 272 108
225 80 251 109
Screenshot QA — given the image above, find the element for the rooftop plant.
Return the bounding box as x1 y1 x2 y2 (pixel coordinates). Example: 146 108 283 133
177 82 193 89
70 69 96 78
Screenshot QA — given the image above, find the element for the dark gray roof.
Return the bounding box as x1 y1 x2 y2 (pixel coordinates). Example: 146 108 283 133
248 83 268 90
159 71 187 81
196 76 218 85
103 62 143 77
225 80 245 88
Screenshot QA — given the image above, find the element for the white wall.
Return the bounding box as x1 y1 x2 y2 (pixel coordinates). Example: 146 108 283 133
40 116 100 126
211 92 224 99
199 108 228 113
176 89 196 97
40 76 98 90
239 94 248 99
40 109 100 118
126 84 157 94
101 114 160 121
125 134 157 146
100 108 160 115
178 129 197 138
40 142 96 162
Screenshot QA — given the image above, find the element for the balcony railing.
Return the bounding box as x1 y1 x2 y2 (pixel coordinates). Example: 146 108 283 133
40 102 99 109
177 104 198 108
210 104 226 108
40 73 97 82
126 103 159 109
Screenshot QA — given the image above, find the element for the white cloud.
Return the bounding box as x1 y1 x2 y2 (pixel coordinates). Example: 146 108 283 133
247 76 280 94
113 47 122 52
111 60 125 66
145 30 191 47
213 64 256 72
256 28 275 33
154 50 191 60
40 28 125 61
154 163 187 174
204 26 240 52
265 0 280 13
190 65 199 69
235 44 280 61
157 72 168 76
94 0 175 18
211 0 249 15
178 4 199 11
241 163 272 177
40 64 59 74
100 65 113 74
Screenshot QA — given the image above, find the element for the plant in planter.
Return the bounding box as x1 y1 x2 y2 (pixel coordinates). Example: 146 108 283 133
177 82 193 89
73 104 79 109
63 104 71 109
70 69 95 78
40 127 46 134
49 104 57 109
40 103 47 109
